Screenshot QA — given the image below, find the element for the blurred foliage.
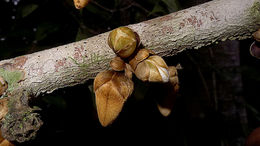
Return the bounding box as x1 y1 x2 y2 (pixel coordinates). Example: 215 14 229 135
0 0 180 60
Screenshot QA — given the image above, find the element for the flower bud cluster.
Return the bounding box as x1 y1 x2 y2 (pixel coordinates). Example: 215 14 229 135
94 26 180 126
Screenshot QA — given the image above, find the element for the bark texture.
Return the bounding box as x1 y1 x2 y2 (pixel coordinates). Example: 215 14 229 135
0 0 259 97
180 1 248 146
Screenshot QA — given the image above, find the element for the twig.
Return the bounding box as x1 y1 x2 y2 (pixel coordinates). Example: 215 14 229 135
187 52 212 105
90 1 155 16
208 48 218 111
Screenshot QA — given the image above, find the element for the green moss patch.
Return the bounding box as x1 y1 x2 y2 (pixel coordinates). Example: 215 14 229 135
0 68 24 93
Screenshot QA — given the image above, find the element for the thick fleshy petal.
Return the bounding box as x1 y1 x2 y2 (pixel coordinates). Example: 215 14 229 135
94 71 134 126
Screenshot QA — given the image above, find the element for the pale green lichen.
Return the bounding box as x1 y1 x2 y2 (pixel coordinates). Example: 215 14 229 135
70 52 110 71
0 68 24 96
250 1 260 23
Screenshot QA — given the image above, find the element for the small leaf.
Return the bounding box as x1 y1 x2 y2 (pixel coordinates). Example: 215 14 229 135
85 3 111 21
21 4 39 18
35 22 60 41
75 27 92 41
161 0 181 12
148 2 166 16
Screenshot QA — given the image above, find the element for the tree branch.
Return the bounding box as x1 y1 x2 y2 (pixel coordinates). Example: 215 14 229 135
0 0 259 97
0 0 259 142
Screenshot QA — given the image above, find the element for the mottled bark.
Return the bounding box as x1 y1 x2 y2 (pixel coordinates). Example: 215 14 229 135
178 1 248 146
0 0 259 97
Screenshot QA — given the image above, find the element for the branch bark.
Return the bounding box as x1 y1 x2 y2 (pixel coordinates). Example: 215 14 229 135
0 0 259 97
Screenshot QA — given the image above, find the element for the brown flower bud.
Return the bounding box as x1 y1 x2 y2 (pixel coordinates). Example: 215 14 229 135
134 55 169 83
0 98 8 121
253 29 260 42
0 130 14 146
250 41 260 59
94 70 134 126
73 0 90 9
0 76 8 96
110 56 126 71
108 27 140 58
156 66 179 117
129 48 155 70
124 63 133 79
246 127 260 146
168 66 179 86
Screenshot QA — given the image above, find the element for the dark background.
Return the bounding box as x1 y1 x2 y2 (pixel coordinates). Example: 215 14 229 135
0 0 260 145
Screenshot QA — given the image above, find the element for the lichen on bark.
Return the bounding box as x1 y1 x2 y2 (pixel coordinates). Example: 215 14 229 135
1 88 42 143
250 1 260 19
0 68 24 95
